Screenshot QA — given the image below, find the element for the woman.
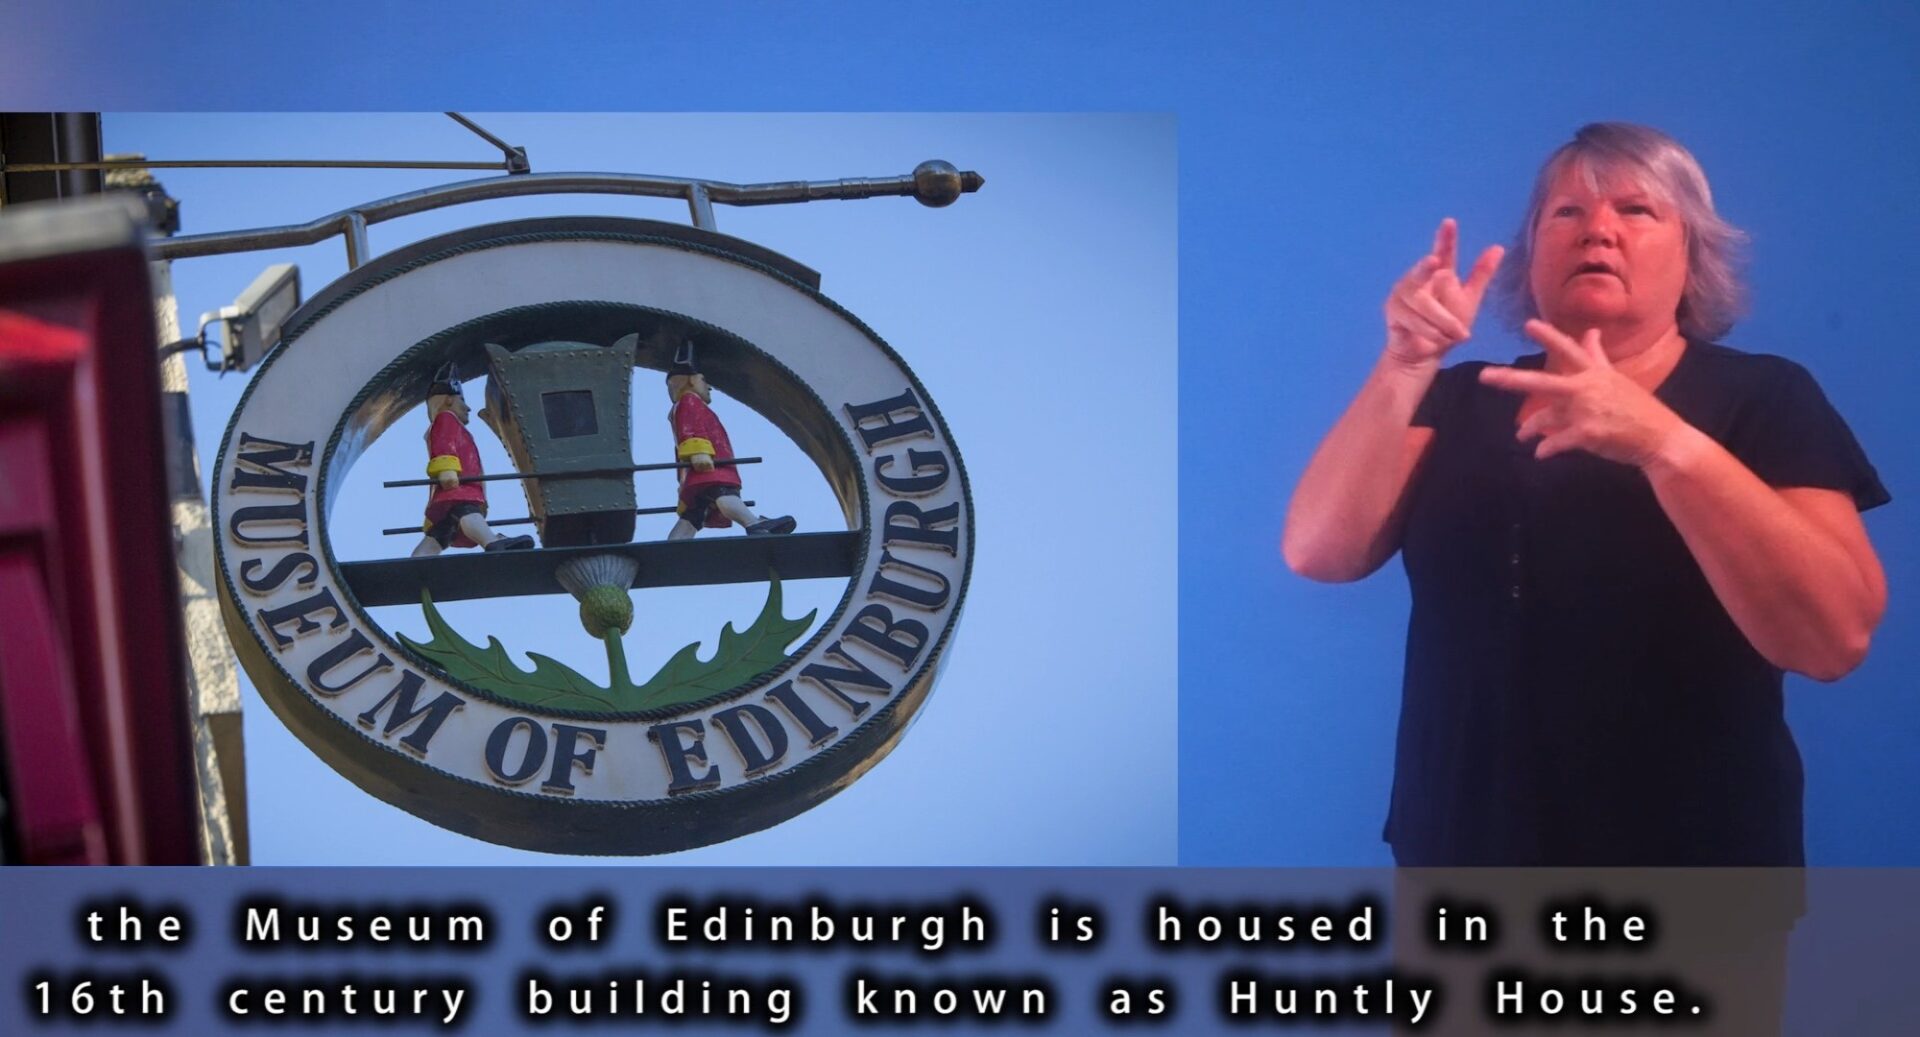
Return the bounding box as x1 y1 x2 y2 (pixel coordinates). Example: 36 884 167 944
1282 123 1888 866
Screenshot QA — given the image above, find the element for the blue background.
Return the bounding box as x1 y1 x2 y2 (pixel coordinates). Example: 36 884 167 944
1174 6 1920 866
0 3 1916 869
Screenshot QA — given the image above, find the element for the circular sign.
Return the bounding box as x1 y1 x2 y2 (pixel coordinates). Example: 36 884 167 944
212 217 972 854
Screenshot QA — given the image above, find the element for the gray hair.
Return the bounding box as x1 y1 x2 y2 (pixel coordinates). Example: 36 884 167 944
1495 122 1748 341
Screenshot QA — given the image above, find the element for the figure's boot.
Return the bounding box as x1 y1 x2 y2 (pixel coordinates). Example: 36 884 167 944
716 494 796 536
462 511 534 552
745 516 797 536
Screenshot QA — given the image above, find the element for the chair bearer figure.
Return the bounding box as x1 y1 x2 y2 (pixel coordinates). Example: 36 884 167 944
666 340 796 540
411 363 535 557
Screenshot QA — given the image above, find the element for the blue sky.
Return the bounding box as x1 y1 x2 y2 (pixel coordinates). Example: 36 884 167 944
104 114 1177 865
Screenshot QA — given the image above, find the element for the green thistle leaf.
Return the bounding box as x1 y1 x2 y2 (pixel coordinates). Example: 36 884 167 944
400 577 814 715
401 591 620 712
629 576 817 711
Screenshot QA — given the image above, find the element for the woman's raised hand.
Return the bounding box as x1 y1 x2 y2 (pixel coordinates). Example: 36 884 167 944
1383 218 1504 369
1478 321 1685 468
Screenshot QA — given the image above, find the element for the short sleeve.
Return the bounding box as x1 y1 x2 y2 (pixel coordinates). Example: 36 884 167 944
1410 362 1484 430
1725 360 1889 512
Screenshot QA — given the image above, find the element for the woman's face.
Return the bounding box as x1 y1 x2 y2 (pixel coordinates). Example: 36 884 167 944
1527 161 1689 336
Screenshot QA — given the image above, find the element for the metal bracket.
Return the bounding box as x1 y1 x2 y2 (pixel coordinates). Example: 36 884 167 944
444 113 530 175
0 114 528 180
152 163 985 268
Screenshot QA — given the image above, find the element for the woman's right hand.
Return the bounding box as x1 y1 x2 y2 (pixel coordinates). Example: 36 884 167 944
1383 218 1503 369
1288 221 1496 580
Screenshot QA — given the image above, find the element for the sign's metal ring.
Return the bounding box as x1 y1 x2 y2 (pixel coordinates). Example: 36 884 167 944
212 217 973 855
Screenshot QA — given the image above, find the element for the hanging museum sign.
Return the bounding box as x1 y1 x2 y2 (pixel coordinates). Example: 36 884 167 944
211 217 972 854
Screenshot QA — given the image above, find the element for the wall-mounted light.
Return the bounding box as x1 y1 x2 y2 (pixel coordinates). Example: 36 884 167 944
160 262 300 372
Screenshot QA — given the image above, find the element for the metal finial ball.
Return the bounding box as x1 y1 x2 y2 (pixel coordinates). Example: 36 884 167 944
912 160 964 207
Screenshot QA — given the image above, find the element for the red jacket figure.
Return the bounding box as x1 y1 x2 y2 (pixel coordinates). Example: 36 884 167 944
663 338 795 540
425 408 489 545
410 364 533 557
671 391 741 528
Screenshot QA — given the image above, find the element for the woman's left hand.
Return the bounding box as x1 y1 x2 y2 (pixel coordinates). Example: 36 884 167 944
1478 320 1686 468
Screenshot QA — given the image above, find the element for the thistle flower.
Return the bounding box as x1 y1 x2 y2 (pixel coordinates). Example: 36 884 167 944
555 553 639 639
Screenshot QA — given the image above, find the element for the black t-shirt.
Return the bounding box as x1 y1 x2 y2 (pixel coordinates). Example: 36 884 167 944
1390 341 1888 866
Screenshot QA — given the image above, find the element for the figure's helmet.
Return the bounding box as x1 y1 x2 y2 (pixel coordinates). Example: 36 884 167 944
667 338 700 380
427 361 463 399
